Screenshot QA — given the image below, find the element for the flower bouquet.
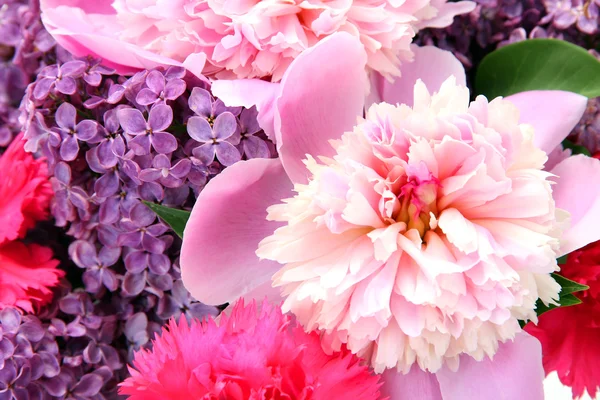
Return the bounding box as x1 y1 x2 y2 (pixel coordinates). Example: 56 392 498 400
1 0 600 398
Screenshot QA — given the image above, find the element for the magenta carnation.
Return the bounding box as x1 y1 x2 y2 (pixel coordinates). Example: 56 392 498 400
119 299 383 400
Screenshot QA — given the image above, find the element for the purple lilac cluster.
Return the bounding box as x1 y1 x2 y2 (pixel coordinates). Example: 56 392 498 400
0 0 66 149
13 57 274 397
416 0 600 70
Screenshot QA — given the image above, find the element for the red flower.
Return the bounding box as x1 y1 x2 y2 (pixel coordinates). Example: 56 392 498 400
0 134 53 244
526 241 600 399
0 241 64 312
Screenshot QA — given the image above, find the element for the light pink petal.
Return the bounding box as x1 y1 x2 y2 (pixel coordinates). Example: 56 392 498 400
372 45 466 108
379 366 443 400
550 155 600 255
276 32 368 184
211 79 280 141
435 333 545 400
180 158 293 305
506 91 587 154
40 0 206 77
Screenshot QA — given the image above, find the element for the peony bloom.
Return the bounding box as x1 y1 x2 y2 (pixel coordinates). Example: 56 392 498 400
180 33 600 398
0 241 64 312
40 0 474 81
119 299 383 399
0 134 54 245
526 241 600 400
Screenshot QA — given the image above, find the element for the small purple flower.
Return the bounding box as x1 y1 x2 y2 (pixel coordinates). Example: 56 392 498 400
187 111 240 166
50 162 90 226
117 203 169 254
117 104 177 155
54 103 98 161
82 59 115 87
32 61 87 100
237 107 270 159
157 280 219 321
69 241 121 293
136 70 187 106
139 154 191 188
45 370 104 400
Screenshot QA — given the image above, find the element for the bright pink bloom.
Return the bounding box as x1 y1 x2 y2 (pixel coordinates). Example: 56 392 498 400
180 33 600 399
0 134 53 245
0 241 63 312
119 299 383 400
526 240 600 400
40 0 473 81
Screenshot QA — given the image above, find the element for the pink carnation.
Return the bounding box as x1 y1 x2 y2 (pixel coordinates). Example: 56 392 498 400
119 299 383 400
0 134 53 245
180 33 600 398
0 241 64 312
41 0 473 81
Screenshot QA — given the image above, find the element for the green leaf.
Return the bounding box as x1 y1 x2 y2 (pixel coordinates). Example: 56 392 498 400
143 201 191 239
535 294 582 316
551 273 588 296
475 39 600 99
556 255 568 265
562 139 592 157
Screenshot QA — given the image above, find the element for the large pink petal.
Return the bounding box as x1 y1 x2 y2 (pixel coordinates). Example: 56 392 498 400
180 158 293 305
550 155 600 255
435 333 545 400
379 366 443 400
276 32 368 184
371 45 466 108
40 0 207 78
506 91 587 155
211 79 280 142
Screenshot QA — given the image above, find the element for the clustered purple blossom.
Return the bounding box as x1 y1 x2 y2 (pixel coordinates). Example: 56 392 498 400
14 53 274 397
568 98 600 154
0 0 67 149
416 0 600 70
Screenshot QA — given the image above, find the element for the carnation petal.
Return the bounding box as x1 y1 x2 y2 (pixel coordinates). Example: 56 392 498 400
435 333 545 400
372 46 466 108
505 90 588 155
181 158 293 305
276 32 368 184
550 155 600 255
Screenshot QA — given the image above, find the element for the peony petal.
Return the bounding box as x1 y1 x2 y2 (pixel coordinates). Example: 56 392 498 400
181 158 293 305
211 79 280 141
550 155 600 255
276 32 368 184
40 0 189 75
435 332 545 400
506 91 588 155
372 45 466 108
379 366 443 400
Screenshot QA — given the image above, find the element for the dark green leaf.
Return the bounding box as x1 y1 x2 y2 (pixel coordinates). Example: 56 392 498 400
551 273 588 296
562 139 592 157
143 201 191 239
475 39 600 99
556 255 568 265
535 294 582 316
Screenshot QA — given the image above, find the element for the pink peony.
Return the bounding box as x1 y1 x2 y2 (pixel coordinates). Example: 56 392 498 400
0 241 64 312
180 33 600 398
0 134 54 245
40 0 474 81
119 299 383 400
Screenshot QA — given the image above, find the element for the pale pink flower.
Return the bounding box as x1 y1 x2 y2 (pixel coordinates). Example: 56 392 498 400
119 298 383 400
180 33 600 398
40 0 474 81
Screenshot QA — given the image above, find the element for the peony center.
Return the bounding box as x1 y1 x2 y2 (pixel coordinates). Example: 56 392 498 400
397 165 441 238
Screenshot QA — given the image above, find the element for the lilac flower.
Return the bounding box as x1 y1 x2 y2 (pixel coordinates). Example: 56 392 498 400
45 369 105 400
118 104 177 155
82 59 115 87
157 280 219 321
136 70 186 106
237 107 271 159
544 0 599 33
50 162 90 227
33 61 87 100
117 203 170 254
54 102 98 161
568 98 600 154
139 154 191 188
187 110 241 166
69 241 121 293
